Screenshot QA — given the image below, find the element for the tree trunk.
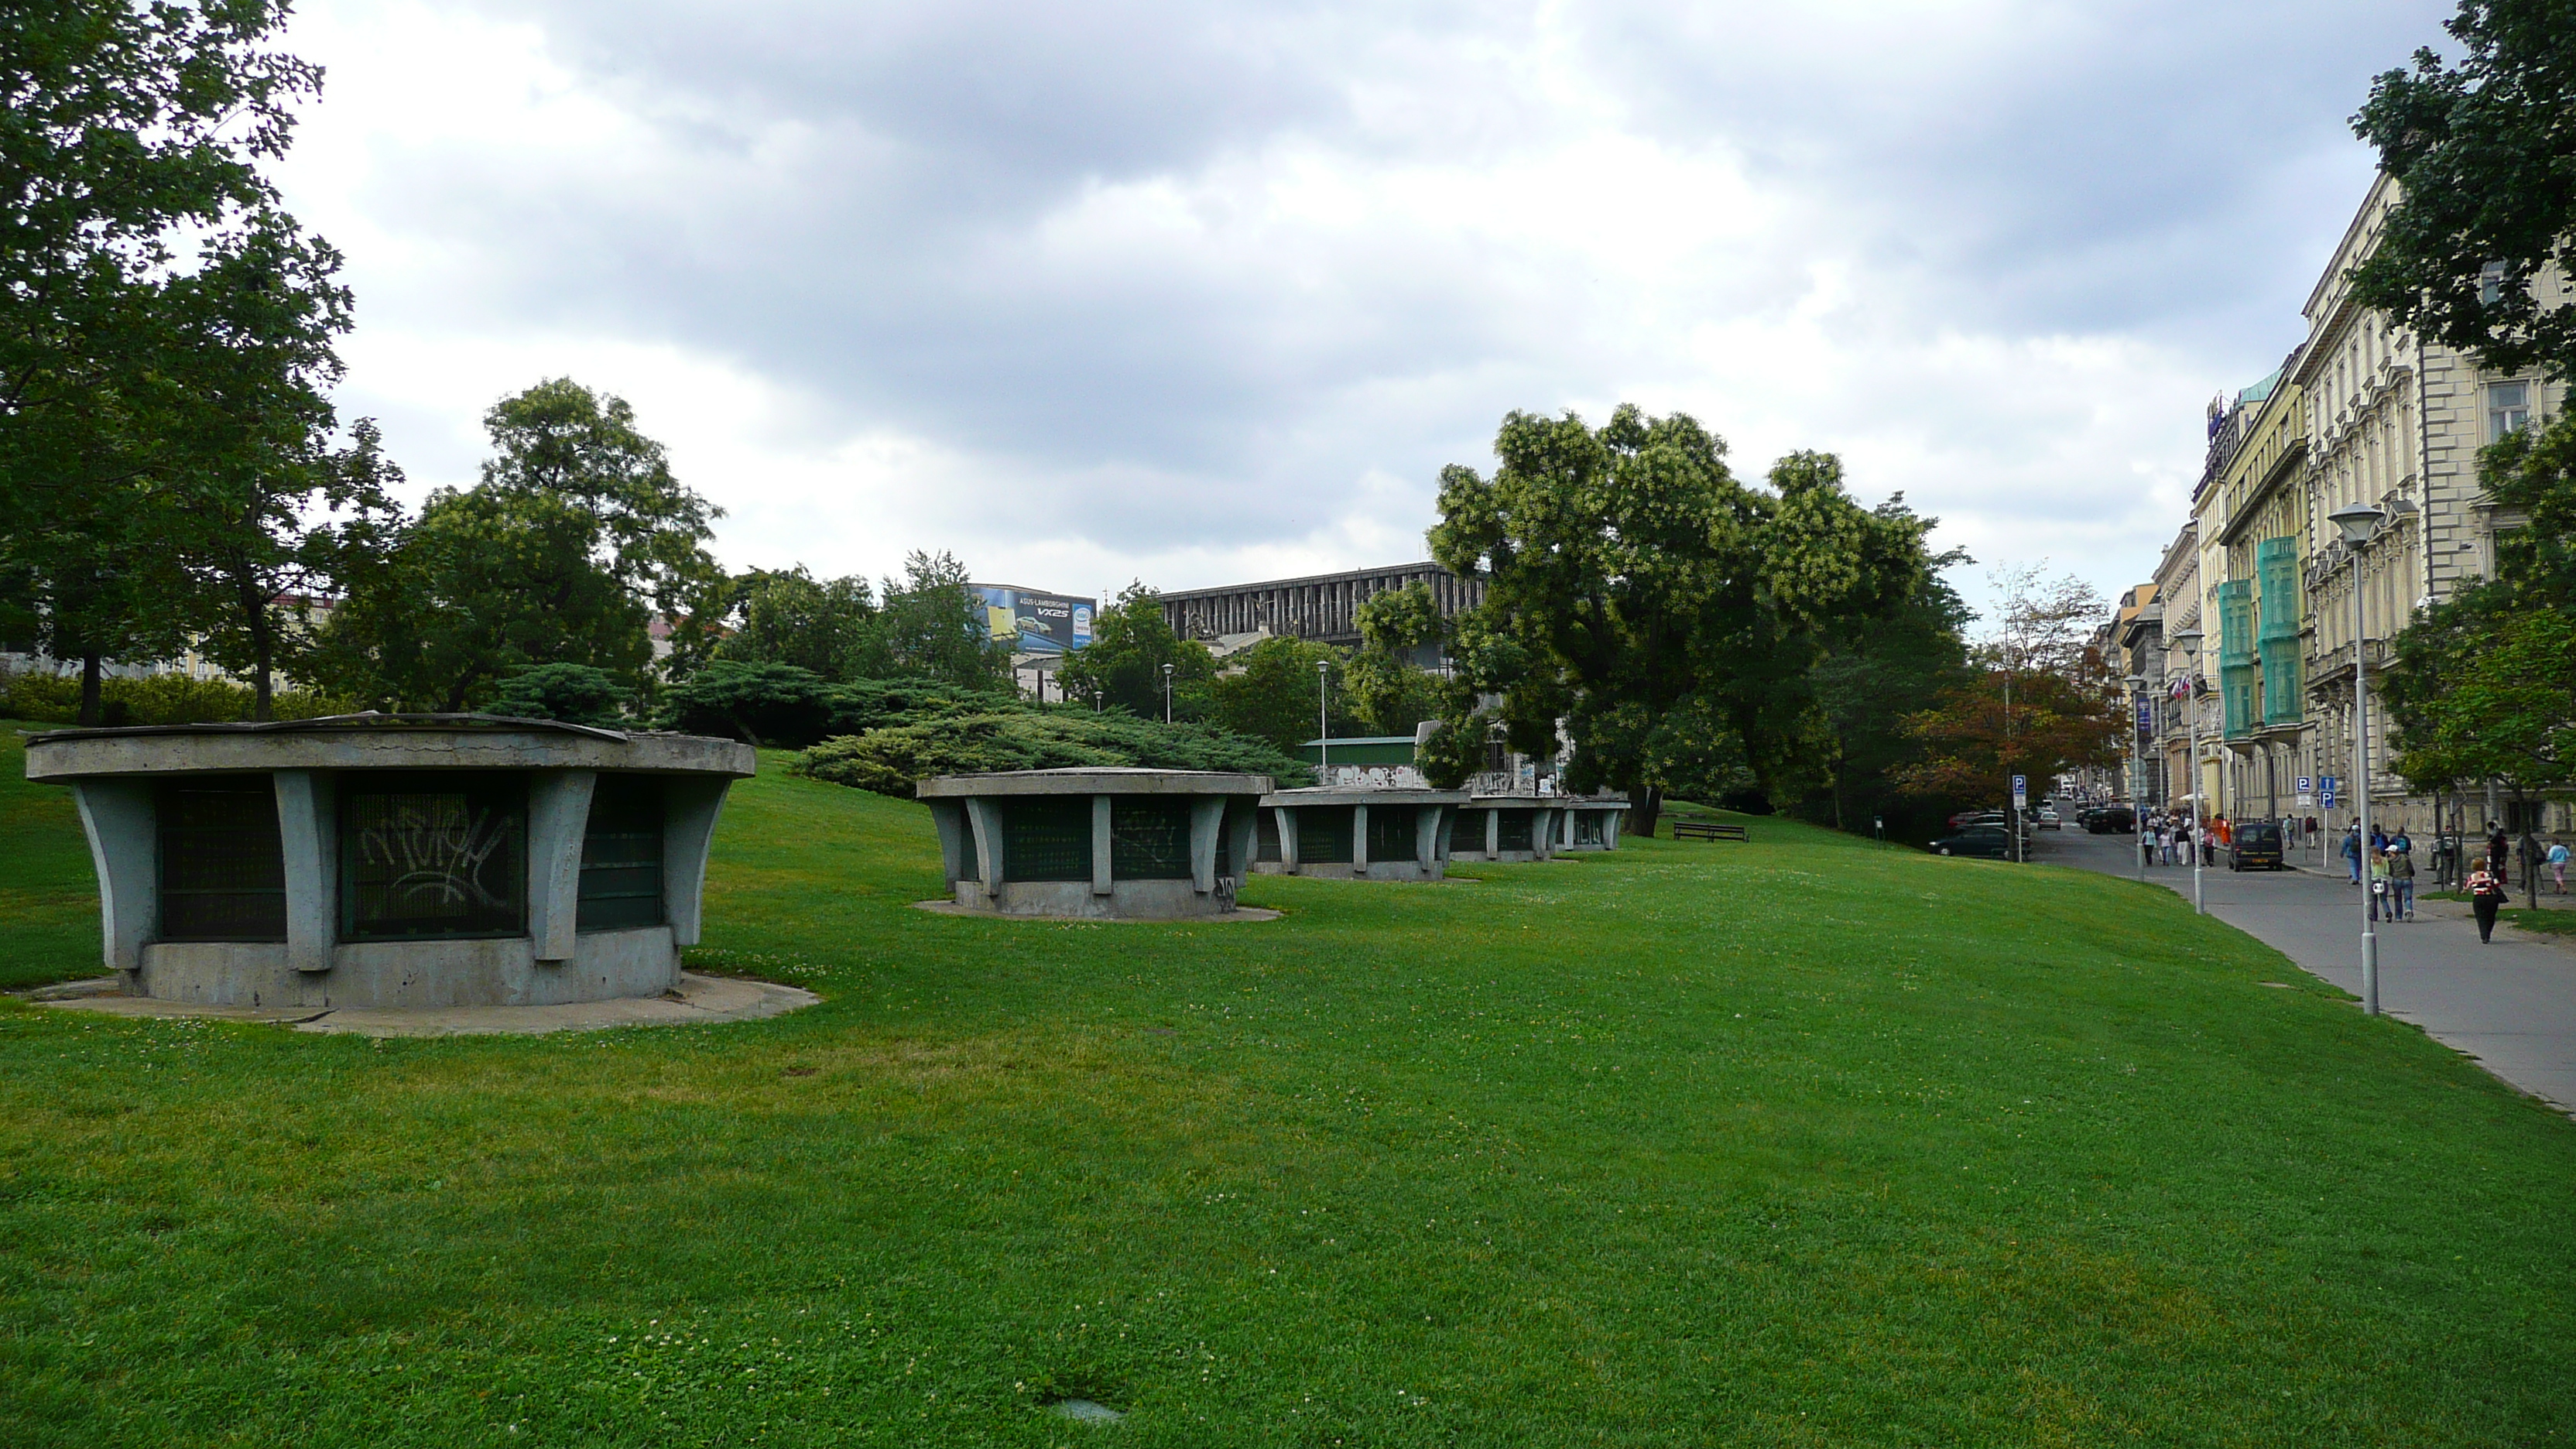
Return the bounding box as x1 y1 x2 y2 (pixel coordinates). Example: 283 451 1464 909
78 653 103 726
1628 783 1662 839
248 603 275 721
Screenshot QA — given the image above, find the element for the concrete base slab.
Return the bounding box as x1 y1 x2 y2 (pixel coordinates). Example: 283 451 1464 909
911 899 1280 923
19 971 817 1037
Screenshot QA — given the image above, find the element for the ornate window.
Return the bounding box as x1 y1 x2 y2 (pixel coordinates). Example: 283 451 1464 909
158 778 287 942
341 776 526 940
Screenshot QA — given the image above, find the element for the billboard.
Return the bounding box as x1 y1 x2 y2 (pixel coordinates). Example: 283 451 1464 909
975 584 1094 656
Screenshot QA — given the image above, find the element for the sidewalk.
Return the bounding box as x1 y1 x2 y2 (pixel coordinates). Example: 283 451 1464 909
2041 829 2576 1115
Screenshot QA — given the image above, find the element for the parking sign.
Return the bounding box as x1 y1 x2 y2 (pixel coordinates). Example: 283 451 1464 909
2296 776 2313 794
2011 774 2027 810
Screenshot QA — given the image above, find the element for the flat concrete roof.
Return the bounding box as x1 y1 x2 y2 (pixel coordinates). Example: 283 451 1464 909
917 768 1274 798
24 714 755 780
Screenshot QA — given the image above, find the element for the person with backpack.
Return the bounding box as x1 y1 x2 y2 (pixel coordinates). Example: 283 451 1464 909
2386 843 2416 923
2341 826 2362 886
2468 856 2509 944
2368 848 2394 923
2549 839 2569 895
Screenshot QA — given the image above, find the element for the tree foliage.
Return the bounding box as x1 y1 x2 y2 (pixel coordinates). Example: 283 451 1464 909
1893 567 2122 807
1344 581 1447 737
1430 408 1935 834
870 550 1011 690
1204 634 1358 754
2350 0 2576 381
713 567 882 680
796 711 1308 798
1057 584 1215 718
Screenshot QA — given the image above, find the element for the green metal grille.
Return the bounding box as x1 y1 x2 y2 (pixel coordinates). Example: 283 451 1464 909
1496 810 1536 852
2218 580 2256 738
2256 538 2304 724
157 779 287 942
1366 805 1417 863
1451 808 1486 852
1002 796 1092 882
1574 811 1605 845
579 775 664 931
1295 806 1355 864
341 776 526 940
1112 798 1194 879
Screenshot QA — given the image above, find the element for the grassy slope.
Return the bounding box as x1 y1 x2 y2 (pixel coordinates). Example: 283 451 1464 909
0 724 104 989
0 752 2571 1446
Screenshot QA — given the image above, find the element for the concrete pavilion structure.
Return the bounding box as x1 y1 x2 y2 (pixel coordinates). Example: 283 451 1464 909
1555 797 1632 852
1253 786 1466 881
916 769 1273 920
1446 796 1566 863
22 715 755 1010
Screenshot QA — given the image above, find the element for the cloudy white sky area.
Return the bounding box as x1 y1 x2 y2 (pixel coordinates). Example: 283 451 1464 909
273 0 2456 622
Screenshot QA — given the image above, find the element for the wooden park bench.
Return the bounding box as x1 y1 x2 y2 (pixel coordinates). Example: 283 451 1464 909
1670 820 1749 842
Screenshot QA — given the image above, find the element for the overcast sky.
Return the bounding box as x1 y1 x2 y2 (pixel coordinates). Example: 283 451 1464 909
274 0 2457 622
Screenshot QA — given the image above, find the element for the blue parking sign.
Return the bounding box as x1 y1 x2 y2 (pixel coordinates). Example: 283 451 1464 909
2297 776 2314 794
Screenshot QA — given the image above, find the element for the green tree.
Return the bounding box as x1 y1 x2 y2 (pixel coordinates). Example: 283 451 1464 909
1344 581 1447 736
1057 583 1215 718
1430 410 1931 835
871 550 1010 690
714 567 883 681
313 380 718 711
2350 0 2576 382
1801 564 1975 834
489 662 634 728
1205 635 1358 753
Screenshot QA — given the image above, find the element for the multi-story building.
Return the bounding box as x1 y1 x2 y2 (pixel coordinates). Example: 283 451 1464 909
2142 522 2202 808
2293 173 2567 836
2108 582 2160 807
2189 358 2310 823
1157 562 1483 666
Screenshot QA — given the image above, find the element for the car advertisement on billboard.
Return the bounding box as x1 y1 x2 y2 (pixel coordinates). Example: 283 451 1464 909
976 584 1094 655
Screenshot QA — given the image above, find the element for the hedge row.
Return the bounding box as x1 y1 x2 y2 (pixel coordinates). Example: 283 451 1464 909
2 670 354 727
793 711 1313 797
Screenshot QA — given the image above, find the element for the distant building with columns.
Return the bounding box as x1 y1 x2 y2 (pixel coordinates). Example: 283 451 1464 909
1156 563 1484 663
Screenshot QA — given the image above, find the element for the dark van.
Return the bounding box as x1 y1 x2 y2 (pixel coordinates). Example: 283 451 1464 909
2229 820 2285 872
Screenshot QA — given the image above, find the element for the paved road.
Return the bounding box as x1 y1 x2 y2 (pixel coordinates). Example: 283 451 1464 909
2037 826 2576 1114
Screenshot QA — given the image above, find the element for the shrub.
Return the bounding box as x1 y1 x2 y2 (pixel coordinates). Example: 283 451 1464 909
489 663 634 727
656 660 841 746
2 668 354 726
795 710 1313 796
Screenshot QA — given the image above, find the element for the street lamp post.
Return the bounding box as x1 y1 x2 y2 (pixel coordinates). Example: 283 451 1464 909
2328 501 2386 1017
2125 673 2146 882
1162 662 1174 724
2170 627 2206 916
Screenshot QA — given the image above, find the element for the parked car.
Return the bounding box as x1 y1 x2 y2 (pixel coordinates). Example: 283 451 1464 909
2034 807 2062 831
1929 825 2015 858
2229 820 2286 871
2084 806 2136 834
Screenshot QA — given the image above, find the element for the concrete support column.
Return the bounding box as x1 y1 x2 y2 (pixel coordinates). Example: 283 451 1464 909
526 770 598 964
1190 796 1226 893
1091 795 1115 896
1603 810 1622 849
272 770 337 974
1413 805 1440 872
1225 805 1256 887
69 779 156 977
927 800 971 887
1274 807 1300 875
1352 803 1371 870
663 776 735 946
1485 808 1499 858
964 797 1004 898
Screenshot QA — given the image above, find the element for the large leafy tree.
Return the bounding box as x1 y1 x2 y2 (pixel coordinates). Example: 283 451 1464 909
713 567 883 681
313 379 719 711
1430 408 1931 835
871 550 1012 690
1343 581 1446 737
1205 634 1358 754
2355 3 2576 804
1057 583 1214 717
1893 567 2122 812
2349 0 2576 382
0 1 342 722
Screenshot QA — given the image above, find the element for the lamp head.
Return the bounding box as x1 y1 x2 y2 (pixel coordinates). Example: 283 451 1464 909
2328 501 2386 546
2169 627 2203 649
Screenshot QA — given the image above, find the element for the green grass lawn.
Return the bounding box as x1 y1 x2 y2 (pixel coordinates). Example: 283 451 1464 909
3 737 2574 1446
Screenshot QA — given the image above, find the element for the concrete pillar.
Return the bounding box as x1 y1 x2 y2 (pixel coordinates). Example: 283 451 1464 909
69 779 156 977
1485 807 1499 858
1273 807 1300 875
526 769 598 964
1091 795 1114 896
1226 804 1256 886
1190 796 1225 893
964 797 1004 898
663 776 735 947
272 770 337 974
1602 810 1622 849
1352 803 1370 870
1413 804 1440 872
927 800 971 887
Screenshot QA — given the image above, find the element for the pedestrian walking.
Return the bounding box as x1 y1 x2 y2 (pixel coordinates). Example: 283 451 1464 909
2549 839 2569 894
2369 848 2394 923
2488 824 2511 886
2468 857 2508 944
2387 844 2416 922
2341 826 2362 885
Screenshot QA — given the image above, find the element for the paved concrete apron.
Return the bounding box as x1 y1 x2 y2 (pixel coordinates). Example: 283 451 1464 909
2041 828 2576 1114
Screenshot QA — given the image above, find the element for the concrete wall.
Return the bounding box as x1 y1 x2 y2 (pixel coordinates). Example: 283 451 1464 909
136 927 680 1010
